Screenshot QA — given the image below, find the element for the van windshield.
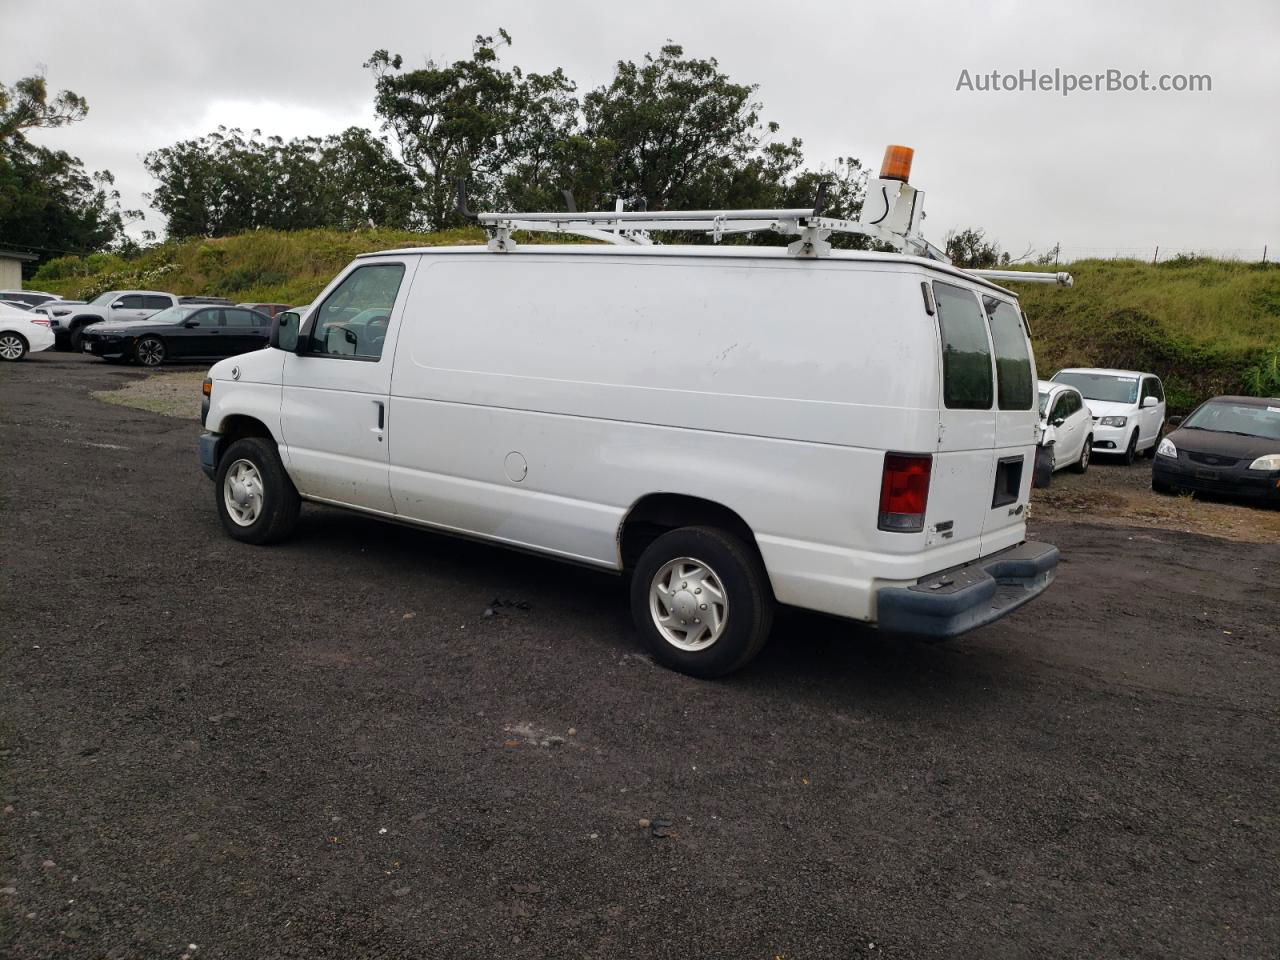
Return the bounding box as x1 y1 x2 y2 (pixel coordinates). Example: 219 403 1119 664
1053 372 1138 404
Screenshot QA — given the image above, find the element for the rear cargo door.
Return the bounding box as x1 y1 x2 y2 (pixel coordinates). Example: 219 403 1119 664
928 281 997 556
981 296 1037 551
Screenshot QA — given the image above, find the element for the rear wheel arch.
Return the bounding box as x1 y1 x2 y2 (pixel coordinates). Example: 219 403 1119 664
617 493 768 575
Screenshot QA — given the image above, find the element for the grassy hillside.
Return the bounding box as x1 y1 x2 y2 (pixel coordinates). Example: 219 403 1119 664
33 233 1280 412
1015 257 1280 410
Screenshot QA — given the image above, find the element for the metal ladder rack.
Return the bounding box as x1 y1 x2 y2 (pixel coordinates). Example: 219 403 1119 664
455 165 1073 286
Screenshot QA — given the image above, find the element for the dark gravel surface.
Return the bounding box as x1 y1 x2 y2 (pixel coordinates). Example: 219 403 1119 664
3 353 1279 959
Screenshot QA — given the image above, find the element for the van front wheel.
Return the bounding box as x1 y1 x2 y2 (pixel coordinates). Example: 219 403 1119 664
630 526 774 678
214 437 301 545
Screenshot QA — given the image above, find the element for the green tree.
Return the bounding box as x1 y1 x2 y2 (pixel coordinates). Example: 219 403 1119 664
0 71 131 271
144 126 417 237
579 43 807 212
366 31 579 228
945 227 1003 268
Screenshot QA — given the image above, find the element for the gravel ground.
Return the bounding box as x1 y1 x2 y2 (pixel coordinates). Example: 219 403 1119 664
2 352 1278 959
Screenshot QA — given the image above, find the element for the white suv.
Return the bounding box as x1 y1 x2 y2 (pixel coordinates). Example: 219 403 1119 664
1052 368 1167 464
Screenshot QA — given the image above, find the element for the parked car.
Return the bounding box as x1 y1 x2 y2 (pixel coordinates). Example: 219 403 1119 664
238 302 293 318
1036 379 1093 474
0 289 60 309
1051 368 1166 464
198 238 1060 677
1153 396 1280 503
47 290 181 351
0 303 55 361
81 304 273 366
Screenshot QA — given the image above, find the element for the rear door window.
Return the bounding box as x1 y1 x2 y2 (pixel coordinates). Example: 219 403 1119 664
984 298 1034 410
933 282 993 410
143 295 172 310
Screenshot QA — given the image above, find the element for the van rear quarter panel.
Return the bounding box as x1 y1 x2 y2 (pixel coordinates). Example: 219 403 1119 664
388 253 946 619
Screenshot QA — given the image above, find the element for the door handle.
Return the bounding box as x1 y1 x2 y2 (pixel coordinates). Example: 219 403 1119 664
372 400 384 434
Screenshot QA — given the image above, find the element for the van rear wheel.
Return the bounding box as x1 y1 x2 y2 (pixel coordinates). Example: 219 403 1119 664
630 526 774 678
214 437 301 545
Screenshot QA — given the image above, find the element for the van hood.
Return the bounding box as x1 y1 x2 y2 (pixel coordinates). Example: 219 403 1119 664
1080 398 1135 419
210 347 284 385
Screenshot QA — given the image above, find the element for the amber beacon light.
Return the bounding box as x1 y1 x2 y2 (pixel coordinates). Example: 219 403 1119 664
879 145 914 183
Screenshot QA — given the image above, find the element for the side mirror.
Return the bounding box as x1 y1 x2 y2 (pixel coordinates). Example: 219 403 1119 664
1141 396 1159 409
270 311 301 352
184 319 200 328
1168 415 1184 427
1051 417 1066 427
112 300 127 309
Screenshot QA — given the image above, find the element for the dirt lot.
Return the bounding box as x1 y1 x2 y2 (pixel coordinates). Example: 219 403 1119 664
2 352 1278 959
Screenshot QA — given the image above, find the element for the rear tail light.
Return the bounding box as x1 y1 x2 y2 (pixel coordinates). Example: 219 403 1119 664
31 316 50 326
879 453 932 532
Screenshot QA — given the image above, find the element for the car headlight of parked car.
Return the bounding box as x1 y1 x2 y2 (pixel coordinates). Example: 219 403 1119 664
1156 438 1177 458
1100 416 1128 427
1248 454 1280 471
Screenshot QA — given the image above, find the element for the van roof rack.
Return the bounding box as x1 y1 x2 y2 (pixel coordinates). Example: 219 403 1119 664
456 145 1073 286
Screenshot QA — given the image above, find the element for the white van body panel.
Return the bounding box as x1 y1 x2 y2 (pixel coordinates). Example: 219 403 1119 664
206 244 1045 626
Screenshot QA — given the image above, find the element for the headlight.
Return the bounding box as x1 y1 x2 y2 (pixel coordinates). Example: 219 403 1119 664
1100 416 1128 427
1156 438 1177 458
1249 454 1280 471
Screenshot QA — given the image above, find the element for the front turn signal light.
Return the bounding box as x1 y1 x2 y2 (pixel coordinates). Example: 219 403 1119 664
202 377 212 397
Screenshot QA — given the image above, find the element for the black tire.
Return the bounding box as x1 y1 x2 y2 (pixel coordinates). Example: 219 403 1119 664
1142 437 1157 459
68 324 85 352
134 336 166 367
0 331 28 362
629 525 774 678
1122 429 1139 465
214 437 301 545
1071 436 1093 473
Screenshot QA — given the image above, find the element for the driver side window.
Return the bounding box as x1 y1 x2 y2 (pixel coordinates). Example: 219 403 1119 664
308 263 406 360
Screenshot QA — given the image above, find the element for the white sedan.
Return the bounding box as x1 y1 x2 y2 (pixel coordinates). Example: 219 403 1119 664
1037 379 1093 473
0 303 56 361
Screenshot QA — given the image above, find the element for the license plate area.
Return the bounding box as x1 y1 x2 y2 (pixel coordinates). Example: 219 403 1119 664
1194 468 1219 480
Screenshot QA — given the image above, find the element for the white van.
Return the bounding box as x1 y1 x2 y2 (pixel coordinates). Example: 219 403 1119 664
198 239 1060 676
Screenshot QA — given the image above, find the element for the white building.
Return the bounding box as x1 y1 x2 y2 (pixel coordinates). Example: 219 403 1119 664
0 249 38 289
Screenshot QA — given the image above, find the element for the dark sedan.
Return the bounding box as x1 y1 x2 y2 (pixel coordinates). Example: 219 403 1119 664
80 304 272 367
1152 395 1280 504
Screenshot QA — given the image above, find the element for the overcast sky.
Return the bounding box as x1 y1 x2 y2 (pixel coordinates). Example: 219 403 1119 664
14 0 1279 259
